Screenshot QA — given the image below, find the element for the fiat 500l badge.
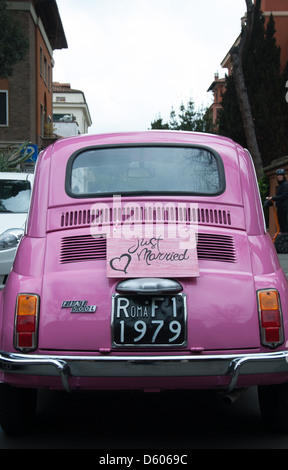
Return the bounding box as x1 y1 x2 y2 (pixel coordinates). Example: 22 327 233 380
61 300 97 313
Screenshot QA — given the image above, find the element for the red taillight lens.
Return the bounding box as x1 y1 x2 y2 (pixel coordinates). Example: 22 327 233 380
258 290 284 348
14 294 39 351
261 310 281 328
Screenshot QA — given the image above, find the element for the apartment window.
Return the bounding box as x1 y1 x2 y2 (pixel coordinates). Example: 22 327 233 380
44 55 48 84
40 47 43 77
48 65 51 91
0 91 8 126
40 103 44 135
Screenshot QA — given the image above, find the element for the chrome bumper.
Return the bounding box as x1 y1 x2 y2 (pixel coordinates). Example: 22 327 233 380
1 350 288 393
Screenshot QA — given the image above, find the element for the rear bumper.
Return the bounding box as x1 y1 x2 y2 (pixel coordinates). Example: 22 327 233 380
1 350 288 393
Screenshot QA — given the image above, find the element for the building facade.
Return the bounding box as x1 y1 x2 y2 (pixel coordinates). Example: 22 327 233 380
0 0 67 151
207 73 226 132
53 82 92 137
208 0 288 128
261 0 288 71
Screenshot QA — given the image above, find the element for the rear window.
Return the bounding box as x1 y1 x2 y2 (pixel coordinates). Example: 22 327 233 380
0 180 31 213
66 145 225 197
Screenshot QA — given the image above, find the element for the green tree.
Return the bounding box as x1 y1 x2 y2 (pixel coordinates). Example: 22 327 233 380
178 100 197 131
168 108 179 130
218 75 246 147
151 99 212 133
218 1 288 168
150 115 169 130
0 0 29 78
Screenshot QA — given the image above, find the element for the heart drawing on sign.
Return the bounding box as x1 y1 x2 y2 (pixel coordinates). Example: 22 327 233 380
110 254 132 274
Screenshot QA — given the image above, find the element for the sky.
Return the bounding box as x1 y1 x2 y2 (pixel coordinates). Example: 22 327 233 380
53 0 246 134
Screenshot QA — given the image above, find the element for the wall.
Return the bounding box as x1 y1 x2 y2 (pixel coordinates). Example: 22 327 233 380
0 8 37 144
54 121 80 137
36 26 53 141
261 0 288 71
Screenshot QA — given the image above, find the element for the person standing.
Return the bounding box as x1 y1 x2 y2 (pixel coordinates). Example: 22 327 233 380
267 169 288 233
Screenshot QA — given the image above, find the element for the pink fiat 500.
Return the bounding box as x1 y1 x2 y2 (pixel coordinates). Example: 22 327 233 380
1 131 288 434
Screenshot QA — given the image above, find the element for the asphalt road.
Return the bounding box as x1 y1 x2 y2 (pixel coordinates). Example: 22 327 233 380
1 386 288 450
1 255 288 449
279 254 288 278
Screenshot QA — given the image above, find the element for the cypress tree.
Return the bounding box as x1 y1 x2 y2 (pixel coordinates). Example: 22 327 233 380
218 2 288 166
218 75 246 147
0 0 29 78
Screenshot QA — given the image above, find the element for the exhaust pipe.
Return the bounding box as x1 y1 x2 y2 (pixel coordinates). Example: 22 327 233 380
221 389 245 405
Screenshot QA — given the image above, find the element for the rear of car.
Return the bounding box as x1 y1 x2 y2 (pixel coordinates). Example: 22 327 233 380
1 131 288 434
0 172 34 288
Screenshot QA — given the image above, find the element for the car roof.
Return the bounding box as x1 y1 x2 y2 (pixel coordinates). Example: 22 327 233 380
0 172 34 182
51 130 236 151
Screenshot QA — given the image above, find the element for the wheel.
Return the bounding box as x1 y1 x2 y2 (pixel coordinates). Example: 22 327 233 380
274 234 288 253
258 383 288 432
0 383 37 435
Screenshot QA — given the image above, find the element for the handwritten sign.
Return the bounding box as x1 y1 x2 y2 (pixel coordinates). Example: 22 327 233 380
107 234 199 278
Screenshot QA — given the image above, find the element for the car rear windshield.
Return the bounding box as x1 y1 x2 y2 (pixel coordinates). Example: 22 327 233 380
67 145 225 197
0 180 31 213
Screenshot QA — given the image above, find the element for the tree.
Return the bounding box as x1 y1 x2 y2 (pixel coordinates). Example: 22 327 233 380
150 116 169 130
218 74 247 147
219 0 288 173
0 0 29 78
151 99 212 133
169 108 179 130
230 0 263 177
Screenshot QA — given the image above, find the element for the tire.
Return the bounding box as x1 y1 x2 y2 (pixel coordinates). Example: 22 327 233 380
274 234 288 254
0 383 37 435
258 383 288 432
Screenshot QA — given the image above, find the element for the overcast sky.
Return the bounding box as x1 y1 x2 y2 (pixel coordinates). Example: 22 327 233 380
53 0 246 134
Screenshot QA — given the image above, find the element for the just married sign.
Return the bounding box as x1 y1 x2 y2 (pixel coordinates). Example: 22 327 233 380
107 233 199 278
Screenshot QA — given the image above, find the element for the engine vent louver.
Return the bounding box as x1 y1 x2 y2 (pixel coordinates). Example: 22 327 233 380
196 233 236 263
60 235 106 264
60 233 236 265
60 206 232 228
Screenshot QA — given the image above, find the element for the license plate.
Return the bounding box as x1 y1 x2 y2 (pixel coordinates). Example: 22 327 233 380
112 294 187 347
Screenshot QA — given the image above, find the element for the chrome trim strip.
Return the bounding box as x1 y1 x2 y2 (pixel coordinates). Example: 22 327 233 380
1 350 288 394
116 278 183 294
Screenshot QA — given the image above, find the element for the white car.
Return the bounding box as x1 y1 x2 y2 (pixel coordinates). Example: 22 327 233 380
0 172 34 288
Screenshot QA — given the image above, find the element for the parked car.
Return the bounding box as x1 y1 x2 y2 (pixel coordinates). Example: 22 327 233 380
1 131 288 434
0 172 34 289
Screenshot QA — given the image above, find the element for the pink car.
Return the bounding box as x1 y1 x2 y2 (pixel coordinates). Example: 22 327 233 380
1 131 288 434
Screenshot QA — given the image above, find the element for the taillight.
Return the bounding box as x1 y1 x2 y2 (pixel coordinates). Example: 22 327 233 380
257 289 284 348
14 294 39 351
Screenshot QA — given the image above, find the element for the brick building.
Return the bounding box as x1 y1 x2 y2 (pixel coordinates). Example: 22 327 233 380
261 0 288 71
208 0 288 128
207 0 288 235
207 73 226 133
0 0 67 151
